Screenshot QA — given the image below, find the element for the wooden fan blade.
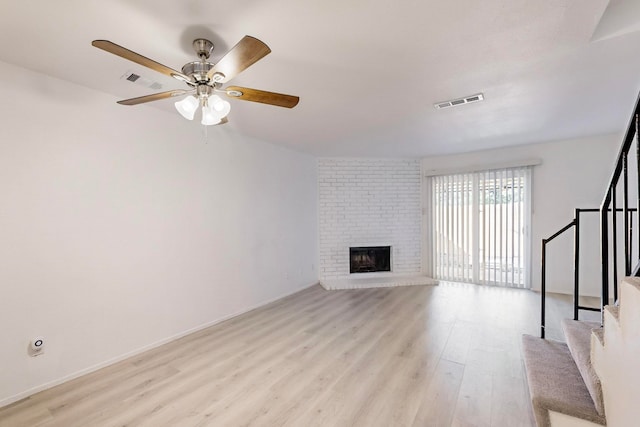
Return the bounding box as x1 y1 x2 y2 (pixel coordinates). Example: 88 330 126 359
225 86 299 108
92 40 192 83
219 117 229 125
206 36 271 83
117 90 193 106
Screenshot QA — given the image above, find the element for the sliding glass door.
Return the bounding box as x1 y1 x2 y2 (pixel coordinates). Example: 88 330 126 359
430 167 531 288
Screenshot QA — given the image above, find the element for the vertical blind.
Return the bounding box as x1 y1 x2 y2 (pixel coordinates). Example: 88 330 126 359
430 167 531 288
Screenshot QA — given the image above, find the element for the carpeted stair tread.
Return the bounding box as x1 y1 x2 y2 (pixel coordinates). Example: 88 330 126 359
522 334 606 427
592 328 604 347
561 319 605 416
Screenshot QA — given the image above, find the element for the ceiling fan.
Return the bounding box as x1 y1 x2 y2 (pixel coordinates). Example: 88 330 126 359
92 36 299 126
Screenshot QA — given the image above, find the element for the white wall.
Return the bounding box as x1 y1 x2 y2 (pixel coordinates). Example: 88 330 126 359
0 60 318 406
317 158 422 280
422 134 622 296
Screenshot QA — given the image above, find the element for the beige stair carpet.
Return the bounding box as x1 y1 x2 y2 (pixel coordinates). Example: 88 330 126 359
522 334 606 427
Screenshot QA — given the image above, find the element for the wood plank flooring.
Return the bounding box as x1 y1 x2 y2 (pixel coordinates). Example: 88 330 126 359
0 282 599 427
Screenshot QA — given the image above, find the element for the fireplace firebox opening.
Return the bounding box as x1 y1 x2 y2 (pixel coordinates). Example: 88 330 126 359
349 246 391 274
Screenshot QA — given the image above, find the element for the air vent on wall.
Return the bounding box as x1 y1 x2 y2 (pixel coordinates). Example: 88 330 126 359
120 70 163 90
434 93 484 109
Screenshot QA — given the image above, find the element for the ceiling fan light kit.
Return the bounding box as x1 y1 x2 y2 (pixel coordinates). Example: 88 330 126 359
173 83 232 125
174 95 199 120
200 95 231 126
92 35 299 127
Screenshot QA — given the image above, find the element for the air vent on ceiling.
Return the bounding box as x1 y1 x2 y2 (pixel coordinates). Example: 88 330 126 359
434 93 484 110
121 70 163 91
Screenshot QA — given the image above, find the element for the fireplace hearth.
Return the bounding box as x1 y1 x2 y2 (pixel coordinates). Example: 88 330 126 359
349 246 391 273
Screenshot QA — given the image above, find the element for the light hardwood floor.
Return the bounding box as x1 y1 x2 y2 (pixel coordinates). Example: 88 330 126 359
0 282 599 427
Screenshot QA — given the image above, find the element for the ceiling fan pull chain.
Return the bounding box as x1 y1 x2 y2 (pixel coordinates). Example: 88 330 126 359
202 122 208 141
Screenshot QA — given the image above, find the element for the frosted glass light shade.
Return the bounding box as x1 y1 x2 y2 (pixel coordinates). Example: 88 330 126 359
201 105 222 126
174 95 199 120
209 95 231 118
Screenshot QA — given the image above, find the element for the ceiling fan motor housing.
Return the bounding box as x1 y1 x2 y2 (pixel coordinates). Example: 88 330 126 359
182 61 215 83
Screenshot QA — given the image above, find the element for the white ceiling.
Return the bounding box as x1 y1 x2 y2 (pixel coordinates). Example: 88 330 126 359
1 0 640 157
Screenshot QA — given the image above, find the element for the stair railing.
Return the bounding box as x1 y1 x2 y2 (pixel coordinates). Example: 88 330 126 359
540 93 640 339
541 218 575 339
540 208 636 338
601 93 640 318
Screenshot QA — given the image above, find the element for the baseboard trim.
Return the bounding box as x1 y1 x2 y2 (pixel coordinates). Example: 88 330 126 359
0 280 319 408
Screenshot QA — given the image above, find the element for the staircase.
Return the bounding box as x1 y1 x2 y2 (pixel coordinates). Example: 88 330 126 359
523 277 640 426
523 93 640 426
591 277 640 426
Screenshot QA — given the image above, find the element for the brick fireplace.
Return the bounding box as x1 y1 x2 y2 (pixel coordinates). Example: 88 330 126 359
318 158 435 289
